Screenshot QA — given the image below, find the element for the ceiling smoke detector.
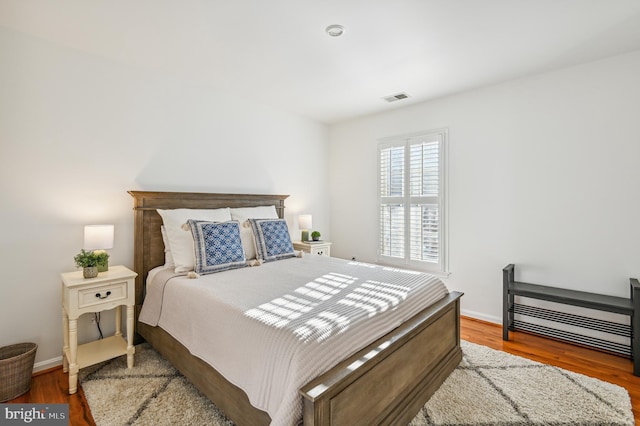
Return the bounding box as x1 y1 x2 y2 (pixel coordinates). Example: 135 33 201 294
326 25 345 37
382 92 410 103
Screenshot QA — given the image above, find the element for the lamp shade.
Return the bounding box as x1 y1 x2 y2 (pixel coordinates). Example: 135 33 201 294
84 225 114 250
298 214 312 230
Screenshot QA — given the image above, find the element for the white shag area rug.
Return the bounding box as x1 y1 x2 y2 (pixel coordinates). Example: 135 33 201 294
80 341 634 425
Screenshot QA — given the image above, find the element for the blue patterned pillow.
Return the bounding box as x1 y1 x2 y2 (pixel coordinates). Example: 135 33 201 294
187 220 246 274
248 218 296 262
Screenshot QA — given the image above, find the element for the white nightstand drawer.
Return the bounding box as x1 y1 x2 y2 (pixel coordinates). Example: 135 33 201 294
77 280 128 309
293 241 332 257
309 246 330 256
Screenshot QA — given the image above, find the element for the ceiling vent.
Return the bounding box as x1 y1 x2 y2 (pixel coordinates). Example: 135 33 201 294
382 92 410 103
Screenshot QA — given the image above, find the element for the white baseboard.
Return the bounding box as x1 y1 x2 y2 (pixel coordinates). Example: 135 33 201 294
460 309 501 325
33 356 62 373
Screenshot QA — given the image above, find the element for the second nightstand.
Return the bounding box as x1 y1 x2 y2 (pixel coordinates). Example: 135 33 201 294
61 265 137 394
293 241 332 257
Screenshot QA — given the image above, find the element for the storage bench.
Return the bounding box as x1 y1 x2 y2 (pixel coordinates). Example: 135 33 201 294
502 264 640 376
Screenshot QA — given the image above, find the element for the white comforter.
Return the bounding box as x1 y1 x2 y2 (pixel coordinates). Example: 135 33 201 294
139 255 448 426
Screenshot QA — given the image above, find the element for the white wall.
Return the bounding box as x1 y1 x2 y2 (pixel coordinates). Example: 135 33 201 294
0 27 330 370
329 50 640 323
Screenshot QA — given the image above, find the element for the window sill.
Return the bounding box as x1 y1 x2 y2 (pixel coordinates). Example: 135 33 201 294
375 258 450 279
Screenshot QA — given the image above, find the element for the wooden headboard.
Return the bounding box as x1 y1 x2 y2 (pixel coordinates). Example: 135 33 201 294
128 191 288 312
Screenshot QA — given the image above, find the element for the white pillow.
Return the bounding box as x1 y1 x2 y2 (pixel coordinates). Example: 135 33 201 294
157 208 232 273
160 226 175 267
229 205 279 222
230 206 279 260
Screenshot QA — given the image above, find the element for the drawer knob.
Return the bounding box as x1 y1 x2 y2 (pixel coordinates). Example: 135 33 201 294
95 291 112 299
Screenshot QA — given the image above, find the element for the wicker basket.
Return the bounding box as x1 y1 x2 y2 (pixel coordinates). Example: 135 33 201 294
0 342 37 402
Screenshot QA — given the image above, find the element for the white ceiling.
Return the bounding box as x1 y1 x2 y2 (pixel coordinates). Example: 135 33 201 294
2 0 640 124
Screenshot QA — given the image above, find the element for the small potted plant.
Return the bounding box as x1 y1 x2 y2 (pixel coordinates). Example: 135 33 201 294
73 249 107 278
311 231 321 242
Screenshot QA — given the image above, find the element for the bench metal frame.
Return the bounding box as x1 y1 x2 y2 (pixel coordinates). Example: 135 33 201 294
503 264 640 376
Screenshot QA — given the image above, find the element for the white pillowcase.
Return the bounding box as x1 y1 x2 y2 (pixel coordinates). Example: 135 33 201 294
157 208 232 273
230 206 279 260
160 226 175 267
229 205 279 222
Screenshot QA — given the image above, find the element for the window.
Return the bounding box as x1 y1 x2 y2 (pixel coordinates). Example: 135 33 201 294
378 129 448 275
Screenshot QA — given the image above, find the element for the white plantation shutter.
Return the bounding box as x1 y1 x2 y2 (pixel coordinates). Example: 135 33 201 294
379 204 404 258
379 145 404 197
409 204 439 262
378 130 448 274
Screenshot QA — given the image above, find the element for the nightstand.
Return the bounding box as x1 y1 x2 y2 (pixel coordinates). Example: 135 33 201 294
293 241 332 257
61 265 137 394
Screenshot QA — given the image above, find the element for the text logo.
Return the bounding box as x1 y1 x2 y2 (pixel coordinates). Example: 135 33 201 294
1 404 68 425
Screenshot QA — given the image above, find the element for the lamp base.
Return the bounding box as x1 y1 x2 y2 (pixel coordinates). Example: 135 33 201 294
301 230 309 242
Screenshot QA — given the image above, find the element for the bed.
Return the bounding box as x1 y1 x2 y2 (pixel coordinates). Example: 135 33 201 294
129 190 463 426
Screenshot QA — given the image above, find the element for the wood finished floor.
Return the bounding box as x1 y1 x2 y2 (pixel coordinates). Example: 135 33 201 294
8 316 640 425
